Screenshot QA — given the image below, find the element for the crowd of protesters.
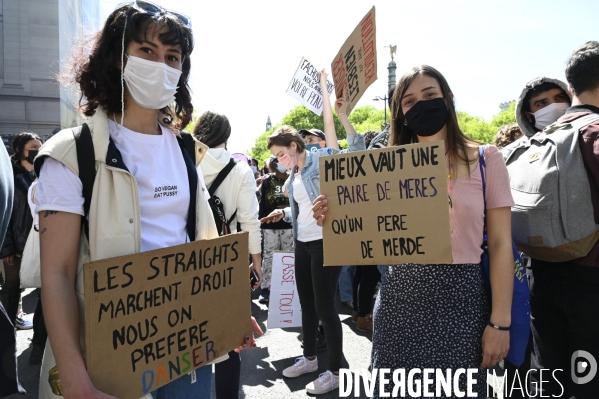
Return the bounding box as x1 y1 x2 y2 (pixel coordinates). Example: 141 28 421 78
1 2 598 398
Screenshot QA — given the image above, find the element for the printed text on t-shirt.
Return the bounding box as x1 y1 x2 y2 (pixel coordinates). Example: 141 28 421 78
154 185 178 199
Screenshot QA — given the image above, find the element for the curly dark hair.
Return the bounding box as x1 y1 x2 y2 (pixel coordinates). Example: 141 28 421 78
70 4 194 129
11 132 41 164
362 130 379 148
192 111 232 148
494 124 523 150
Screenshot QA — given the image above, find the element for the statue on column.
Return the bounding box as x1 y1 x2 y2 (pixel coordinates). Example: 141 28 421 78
388 45 397 61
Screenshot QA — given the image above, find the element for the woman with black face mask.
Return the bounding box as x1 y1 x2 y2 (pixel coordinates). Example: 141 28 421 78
1 133 41 328
313 65 515 398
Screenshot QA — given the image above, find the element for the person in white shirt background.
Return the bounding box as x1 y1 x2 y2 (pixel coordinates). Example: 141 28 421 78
193 110 263 398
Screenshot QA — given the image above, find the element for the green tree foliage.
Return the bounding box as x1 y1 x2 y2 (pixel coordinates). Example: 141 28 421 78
249 104 387 163
278 105 347 139
458 101 516 144
251 128 276 166
456 112 496 143
348 106 386 133
490 101 517 130
250 102 517 160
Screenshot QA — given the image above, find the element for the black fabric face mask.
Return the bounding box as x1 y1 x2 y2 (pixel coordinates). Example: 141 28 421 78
404 97 448 137
25 150 38 165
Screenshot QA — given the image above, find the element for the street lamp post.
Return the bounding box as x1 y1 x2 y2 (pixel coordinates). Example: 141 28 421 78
372 44 396 131
373 95 388 126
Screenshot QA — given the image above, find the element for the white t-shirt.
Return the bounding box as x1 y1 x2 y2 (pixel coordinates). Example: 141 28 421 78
28 181 38 230
292 171 322 242
36 120 191 252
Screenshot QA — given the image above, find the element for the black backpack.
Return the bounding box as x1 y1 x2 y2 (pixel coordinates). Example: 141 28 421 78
206 159 238 236
180 134 239 236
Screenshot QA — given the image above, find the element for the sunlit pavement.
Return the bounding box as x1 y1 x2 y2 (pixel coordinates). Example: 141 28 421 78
9 288 499 398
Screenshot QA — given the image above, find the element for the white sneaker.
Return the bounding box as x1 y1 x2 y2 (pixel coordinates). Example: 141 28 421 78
306 370 339 395
282 356 318 378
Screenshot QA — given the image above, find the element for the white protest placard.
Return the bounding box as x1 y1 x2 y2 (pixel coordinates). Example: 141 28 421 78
267 251 302 328
286 57 335 116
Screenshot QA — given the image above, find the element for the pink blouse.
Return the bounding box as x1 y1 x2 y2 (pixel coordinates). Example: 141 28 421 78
449 145 514 264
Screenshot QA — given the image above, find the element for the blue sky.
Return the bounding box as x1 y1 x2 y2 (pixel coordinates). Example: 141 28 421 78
95 0 598 154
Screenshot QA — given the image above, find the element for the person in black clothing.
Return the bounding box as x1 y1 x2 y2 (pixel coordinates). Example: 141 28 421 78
0 142 26 397
350 131 382 332
1 133 41 325
258 156 292 303
526 41 599 398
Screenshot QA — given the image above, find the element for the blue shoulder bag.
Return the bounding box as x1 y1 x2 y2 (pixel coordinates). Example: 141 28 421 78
479 145 531 367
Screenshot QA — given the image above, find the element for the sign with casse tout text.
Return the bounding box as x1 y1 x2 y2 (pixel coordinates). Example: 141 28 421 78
268 251 302 328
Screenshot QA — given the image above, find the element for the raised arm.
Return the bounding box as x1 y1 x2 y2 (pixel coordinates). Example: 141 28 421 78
319 69 339 151
334 96 358 137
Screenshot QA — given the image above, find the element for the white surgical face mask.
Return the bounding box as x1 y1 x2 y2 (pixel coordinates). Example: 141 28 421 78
275 163 287 173
250 165 258 173
123 55 182 110
531 102 570 131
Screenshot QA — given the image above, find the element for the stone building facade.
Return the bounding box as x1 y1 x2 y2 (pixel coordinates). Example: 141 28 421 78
0 0 61 152
0 0 103 154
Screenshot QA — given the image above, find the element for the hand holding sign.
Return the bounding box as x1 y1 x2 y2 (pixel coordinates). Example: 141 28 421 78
334 95 348 117
233 317 264 353
312 195 328 226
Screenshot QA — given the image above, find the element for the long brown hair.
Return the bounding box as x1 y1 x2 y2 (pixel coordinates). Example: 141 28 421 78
390 65 478 176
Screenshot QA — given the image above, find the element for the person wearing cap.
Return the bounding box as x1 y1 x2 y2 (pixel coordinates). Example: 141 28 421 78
299 129 327 149
257 156 292 303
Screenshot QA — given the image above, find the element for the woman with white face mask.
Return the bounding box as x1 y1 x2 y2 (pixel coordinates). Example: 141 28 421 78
33 3 255 399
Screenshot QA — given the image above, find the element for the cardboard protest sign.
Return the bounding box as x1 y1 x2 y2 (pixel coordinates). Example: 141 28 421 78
286 57 335 116
268 251 302 328
330 6 377 115
319 142 452 266
84 233 251 399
